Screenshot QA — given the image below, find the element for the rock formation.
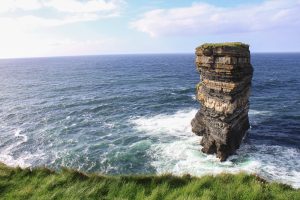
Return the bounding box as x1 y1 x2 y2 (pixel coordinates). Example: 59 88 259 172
191 42 253 161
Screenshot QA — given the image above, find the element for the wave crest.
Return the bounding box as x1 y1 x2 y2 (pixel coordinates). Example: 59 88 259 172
131 108 300 188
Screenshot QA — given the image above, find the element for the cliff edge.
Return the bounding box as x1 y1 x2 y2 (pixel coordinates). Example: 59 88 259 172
191 42 253 161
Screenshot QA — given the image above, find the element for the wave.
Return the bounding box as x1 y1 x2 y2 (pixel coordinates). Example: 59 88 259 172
14 128 28 143
0 128 44 168
190 94 197 101
131 108 300 188
131 109 197 138
248 110 273 116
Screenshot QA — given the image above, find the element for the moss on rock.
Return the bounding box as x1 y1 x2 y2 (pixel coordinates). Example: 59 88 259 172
197 42 249 50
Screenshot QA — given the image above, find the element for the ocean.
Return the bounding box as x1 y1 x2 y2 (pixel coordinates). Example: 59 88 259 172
0 53 299 188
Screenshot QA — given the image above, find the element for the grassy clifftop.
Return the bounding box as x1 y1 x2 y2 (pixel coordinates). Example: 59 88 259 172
0 163 299 200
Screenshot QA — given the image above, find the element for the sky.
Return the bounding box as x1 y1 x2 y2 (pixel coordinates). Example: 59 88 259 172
0 0 299 58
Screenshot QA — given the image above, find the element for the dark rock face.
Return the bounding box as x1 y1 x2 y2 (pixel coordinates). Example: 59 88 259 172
191 43 253 161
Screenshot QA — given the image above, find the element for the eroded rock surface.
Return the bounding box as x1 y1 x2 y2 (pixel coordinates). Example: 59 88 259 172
191 42 253 161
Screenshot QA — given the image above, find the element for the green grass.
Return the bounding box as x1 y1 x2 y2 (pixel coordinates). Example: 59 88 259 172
0 163 299 200
198 42 249 49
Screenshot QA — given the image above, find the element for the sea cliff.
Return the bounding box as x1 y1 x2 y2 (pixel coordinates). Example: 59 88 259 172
192 42 253 161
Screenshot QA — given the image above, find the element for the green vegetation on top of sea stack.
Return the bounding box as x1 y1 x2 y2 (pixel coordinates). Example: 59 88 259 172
197 42 249 50
0 163 299 200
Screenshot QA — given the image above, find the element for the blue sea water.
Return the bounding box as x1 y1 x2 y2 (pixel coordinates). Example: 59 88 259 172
0 53 299 188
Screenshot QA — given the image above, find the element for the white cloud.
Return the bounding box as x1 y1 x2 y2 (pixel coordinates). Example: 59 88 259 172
0 0 42 12
131 0 300 37
0 0 124 14
45 37 119 56
0 0 124 31
45 0 121 13
0 0 124 27
0 32 119 58
0 13 101 30
0 0 125 58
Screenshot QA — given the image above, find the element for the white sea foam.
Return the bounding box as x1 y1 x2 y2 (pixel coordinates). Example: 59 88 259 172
249 109 273 116
190 94 197 101
131 108 300 188
0 128 44 168
14 128 28 143
131 109 197 137
0 150 45 168
104 122 115 129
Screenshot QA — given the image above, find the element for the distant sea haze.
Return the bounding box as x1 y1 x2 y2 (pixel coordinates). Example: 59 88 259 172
0 53 299 188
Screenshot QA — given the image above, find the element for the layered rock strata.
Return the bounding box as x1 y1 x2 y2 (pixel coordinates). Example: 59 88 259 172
191 42 253 161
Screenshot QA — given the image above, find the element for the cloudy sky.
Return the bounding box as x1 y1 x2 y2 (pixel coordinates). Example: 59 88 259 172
0 0 299 58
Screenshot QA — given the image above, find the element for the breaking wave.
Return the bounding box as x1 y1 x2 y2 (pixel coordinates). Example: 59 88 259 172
0 128 45 168
131 109 300 188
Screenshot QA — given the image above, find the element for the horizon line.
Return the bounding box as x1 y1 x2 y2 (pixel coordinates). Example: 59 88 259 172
1 51 300 60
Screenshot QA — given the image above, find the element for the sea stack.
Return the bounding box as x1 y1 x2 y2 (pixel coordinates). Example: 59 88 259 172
191 42 253 161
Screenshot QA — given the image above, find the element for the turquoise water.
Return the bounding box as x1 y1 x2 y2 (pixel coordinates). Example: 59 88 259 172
0 54 299 188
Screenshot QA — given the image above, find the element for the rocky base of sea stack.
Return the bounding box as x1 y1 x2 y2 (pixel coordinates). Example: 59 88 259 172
191 42 253 161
